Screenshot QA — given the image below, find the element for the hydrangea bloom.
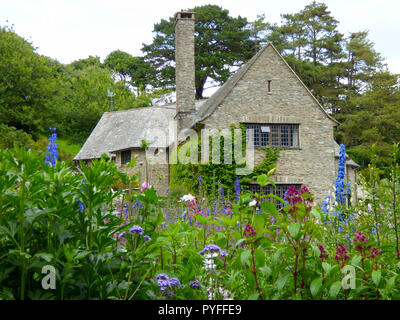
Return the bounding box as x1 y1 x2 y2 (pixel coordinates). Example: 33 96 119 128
129 225 144 235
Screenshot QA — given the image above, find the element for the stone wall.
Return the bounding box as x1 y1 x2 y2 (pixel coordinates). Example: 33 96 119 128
115 148 170 196
201 44 338 203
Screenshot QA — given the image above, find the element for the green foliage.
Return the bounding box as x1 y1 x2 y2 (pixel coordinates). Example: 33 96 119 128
170 125 279 200
0 124 34 150
1 147 400 300
0 25 60 137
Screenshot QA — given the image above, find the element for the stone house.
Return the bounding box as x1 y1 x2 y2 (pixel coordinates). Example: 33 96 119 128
74 11 359 203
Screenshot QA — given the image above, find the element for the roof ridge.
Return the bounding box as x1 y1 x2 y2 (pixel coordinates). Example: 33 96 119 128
198 45 268 122
196 43 339 126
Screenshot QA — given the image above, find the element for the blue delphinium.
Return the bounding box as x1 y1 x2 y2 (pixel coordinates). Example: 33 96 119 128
234 177 240 204
335 144 347 205
44 127 58 166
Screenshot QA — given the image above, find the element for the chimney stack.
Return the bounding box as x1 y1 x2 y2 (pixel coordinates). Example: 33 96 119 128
174 11 196 132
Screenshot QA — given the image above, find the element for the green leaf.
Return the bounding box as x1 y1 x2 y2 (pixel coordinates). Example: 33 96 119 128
372 270 381 286
322 262 332 275
287 222 300 239
256 174 269 187
272 247 284 266
247 293 259 300
311 209 321 221
34 253 53 262
385 275 397 292
310 277 323 297
275 272 291 291
260 266 272 276
260 201 278 215
351 255 362 267
254 248 265 267
254 214 265 233
240 249 251 267
329 281 342 298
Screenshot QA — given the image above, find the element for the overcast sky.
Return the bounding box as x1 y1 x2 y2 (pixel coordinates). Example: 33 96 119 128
1 0 399 75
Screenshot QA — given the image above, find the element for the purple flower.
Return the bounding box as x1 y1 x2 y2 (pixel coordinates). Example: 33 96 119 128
244 223 256 237
118 231 126 239
156 273 169 280
189 280 200 289
199 244 222 255
370 247 381 259
158 279 171 291
144 235 152 241
169 277 181 287
199 244 227 258
335 245 349 266
318 244 328 260
129 225 144 235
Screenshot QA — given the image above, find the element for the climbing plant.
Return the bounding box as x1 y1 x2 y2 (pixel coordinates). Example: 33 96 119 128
170 124 279 200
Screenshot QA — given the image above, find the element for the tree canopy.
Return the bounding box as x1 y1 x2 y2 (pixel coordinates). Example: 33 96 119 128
141 4 259 98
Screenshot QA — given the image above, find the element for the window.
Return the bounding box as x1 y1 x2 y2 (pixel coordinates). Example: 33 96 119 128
245 123 299 148
247 184 302 209
267 80 272 93
121 150 131 165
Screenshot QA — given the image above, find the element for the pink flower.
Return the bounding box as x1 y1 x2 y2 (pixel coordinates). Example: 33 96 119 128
141 181 151 191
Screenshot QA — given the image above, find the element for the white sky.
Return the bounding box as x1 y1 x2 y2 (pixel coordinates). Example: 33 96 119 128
1 0 399 76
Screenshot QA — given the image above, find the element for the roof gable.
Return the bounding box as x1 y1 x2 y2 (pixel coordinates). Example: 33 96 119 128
196 43 339 126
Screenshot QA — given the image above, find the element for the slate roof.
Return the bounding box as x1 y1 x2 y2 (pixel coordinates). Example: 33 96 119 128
74 101 206 161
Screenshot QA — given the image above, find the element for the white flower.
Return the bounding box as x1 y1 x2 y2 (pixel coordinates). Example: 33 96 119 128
249 200 257 207
180 194 196 202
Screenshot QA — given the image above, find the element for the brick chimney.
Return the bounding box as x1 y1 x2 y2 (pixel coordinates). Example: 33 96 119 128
174 11 196 132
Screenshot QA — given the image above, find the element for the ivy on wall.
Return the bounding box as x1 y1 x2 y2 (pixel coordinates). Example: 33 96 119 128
170 124 279 199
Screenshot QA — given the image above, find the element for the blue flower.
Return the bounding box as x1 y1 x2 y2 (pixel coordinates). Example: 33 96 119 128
118 231 126 239
234 177 240 204
169 277 181 287
129 225 144 235
144 235 152 241
199 244 227 257
156 273 169 280
44 127 58 166
189 280 200 289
